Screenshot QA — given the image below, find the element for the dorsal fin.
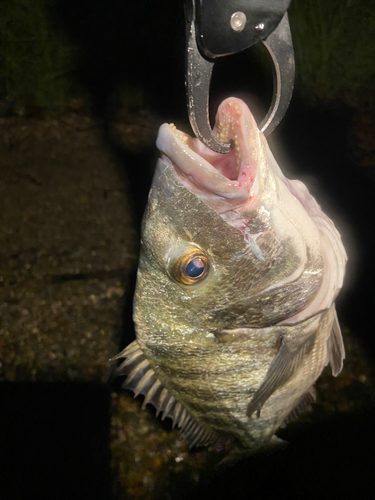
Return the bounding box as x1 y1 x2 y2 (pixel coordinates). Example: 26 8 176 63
114 340 217 448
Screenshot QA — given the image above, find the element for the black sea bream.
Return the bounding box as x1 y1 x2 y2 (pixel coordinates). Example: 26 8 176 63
115 98 347 452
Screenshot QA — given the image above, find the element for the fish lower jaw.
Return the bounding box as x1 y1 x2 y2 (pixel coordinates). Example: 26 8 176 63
168 116 243 183
212 97 259 187
215 100 243 172
157 97 262 204
168 123 194 148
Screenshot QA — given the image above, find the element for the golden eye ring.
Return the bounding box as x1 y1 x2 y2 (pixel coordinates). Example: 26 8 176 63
170 247 209 285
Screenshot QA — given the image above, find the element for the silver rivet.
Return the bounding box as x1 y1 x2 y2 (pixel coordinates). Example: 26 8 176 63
255 23 265 31
230 12 247 32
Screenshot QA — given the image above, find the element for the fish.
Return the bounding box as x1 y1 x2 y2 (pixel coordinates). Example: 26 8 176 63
114 97 347 454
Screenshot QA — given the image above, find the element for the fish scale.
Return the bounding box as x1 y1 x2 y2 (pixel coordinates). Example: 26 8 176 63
139 310 331 447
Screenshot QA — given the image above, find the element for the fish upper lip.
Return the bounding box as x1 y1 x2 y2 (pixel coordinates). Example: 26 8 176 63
156 98 260 203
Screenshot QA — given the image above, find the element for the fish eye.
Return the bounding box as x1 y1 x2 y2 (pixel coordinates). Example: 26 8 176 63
170 247 209 285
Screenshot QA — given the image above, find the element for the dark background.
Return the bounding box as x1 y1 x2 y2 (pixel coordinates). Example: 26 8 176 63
0 0 374 499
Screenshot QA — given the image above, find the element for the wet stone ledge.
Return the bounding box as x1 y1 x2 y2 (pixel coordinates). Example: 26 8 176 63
0 114 143 383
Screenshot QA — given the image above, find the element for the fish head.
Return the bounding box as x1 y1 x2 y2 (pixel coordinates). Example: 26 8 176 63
134 98 345 348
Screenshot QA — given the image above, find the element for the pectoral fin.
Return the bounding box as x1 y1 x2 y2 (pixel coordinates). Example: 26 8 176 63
281 385 316 427
247 333 316 418
327 307 345 376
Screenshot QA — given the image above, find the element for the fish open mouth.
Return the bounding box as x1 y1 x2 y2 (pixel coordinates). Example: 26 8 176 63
157 98 262 210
